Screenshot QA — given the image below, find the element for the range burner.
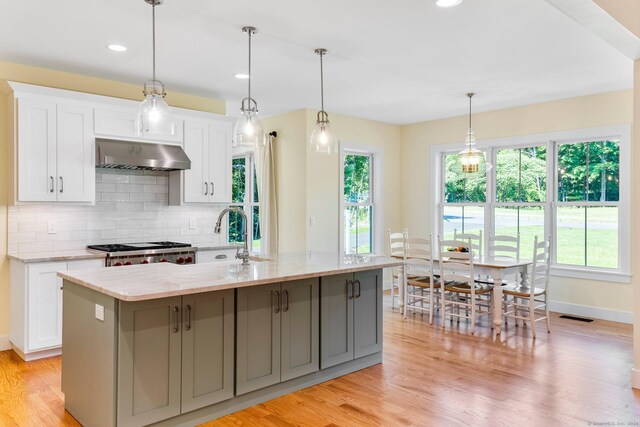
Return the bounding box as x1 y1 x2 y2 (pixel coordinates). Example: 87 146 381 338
87 242 196 266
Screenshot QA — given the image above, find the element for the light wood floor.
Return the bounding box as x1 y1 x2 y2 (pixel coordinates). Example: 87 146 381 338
1 296 639 426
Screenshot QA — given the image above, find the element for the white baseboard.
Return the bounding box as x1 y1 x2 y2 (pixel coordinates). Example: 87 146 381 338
632 368 640 389
549 300 632 324
0 335 10 352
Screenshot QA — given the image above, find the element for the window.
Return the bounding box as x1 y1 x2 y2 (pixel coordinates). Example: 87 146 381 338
229 155 260 251
342 153 374 254
556 140 619 268
435 126 629 280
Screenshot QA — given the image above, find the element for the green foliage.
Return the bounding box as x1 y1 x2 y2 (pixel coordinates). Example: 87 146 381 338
344 154 370 203
444 154 486 202
558 141 619 202
496 146 546 202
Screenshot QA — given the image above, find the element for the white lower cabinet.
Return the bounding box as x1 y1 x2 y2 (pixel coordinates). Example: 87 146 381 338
9 258 104 361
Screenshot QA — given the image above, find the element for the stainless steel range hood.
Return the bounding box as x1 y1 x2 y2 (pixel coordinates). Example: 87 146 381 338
95 138 191 171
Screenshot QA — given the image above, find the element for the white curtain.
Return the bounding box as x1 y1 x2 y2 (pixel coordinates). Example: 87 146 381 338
256 133 278 254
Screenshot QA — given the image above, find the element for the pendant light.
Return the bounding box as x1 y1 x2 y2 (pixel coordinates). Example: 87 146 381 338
136 0 174 137
309 48 337 154
233 26 263 148
457 92 485 174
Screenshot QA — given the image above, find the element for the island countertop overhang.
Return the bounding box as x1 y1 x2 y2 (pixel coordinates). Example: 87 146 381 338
57 251 402 301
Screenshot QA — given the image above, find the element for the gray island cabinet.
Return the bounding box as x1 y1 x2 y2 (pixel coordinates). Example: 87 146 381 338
58 252 399 427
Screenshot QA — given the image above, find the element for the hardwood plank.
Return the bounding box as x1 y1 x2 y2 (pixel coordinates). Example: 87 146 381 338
0 296 638 426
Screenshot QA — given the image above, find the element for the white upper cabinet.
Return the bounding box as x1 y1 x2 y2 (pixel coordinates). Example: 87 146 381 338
94 107 184 144
16 98 95 203
171 120 232 205
56 104 95 202
17 98 57 202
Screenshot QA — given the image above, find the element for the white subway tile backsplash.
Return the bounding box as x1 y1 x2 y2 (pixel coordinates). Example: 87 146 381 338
8 170 226 254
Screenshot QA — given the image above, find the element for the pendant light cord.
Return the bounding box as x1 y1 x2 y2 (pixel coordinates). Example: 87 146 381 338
152 3 156 82
248 29 252 100
320 51 325 111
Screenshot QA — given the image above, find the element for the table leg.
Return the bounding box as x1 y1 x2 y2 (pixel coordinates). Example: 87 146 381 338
520 265 530 287
399 263 406 316
492 271 503 334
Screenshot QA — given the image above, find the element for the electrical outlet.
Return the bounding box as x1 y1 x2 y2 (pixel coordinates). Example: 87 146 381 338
310 216 316 226
95 304 105 321
47 220 57 234
189 218 196 230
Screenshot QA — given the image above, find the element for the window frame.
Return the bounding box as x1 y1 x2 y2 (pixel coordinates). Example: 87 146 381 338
431 124 631 283
339 143 384 256
229 153 260 251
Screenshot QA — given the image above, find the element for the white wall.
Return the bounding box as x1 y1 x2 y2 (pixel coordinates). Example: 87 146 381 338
400 89 634 322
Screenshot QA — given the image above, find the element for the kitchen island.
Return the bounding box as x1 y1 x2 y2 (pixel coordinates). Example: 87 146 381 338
59 252 401 427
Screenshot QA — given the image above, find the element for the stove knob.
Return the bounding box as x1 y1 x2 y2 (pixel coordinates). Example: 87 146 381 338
141 260 150 264
114 262 123 267
186 256 193 264
177 257 185 264
160 258 168 263
125 261 133 266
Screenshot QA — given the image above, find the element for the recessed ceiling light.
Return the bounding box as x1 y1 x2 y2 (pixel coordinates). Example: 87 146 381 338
107 44 127 52
436 0 463 7
234 73 250 79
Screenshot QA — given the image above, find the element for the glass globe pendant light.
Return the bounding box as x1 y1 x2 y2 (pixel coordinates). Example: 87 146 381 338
310 48 337 154
458 92 485 174
233 26 263 148
136 0 174 137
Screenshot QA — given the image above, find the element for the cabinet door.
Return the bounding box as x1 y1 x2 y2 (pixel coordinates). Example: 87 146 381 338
207 122 232 203
353 269 383 359
118 297 182 427
17 98 57 201
27 262 66 351
181 290 234 412
183 121 210 203
236 284 281 395
94 107 183 143
281 279 319 381
56 104 94 202
320 273 354 369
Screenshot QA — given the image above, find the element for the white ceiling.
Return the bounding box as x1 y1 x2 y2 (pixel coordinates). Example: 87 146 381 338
0 0 632 124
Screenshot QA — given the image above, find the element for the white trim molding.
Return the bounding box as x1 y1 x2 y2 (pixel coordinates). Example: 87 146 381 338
0 335 10 352
549 300 632 324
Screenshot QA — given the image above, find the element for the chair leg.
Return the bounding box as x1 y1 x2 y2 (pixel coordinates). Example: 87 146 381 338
529 298 536 338
391 281 396 308
429 286 434 325
470 295 476 335
545 293 551 333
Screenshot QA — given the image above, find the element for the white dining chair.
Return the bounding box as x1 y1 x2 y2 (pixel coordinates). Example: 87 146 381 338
502 236 551 338
439 238 492 335
403 236 440 324
488 232 520 260
388 228 407 309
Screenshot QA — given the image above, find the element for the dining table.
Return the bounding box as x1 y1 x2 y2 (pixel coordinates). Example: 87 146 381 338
399 255 533 334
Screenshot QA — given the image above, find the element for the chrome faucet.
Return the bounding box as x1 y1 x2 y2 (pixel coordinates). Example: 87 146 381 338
214 207 250 265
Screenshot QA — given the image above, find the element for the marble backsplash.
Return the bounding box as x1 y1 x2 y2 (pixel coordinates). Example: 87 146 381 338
8 169 226 254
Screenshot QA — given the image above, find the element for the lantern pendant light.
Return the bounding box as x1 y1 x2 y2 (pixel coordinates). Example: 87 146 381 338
458 92 484 174
309 48 337 154
136 0 174 137
233 26 263 148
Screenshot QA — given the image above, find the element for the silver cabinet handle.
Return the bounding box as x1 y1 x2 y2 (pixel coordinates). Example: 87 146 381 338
354 279 362 299
185 304 192 331
173 306 180 333
282 290 289 312
204 182 209 195
210 182 214 194
59 177 64 193
273 291 280 314
347 280 354 300
49 176 54 193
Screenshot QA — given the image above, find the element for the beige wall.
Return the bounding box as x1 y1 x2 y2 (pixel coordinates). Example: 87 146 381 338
261 110 308 252
632 60 640 385
594 0 640 39
264 109 402 255
0 61 226 344
400 89 634 318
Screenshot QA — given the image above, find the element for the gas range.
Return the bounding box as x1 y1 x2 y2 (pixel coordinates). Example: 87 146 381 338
87 241 197 267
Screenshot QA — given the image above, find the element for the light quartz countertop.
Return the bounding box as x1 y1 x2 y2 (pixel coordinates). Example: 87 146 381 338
8 250 107 263
58 251 402 302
